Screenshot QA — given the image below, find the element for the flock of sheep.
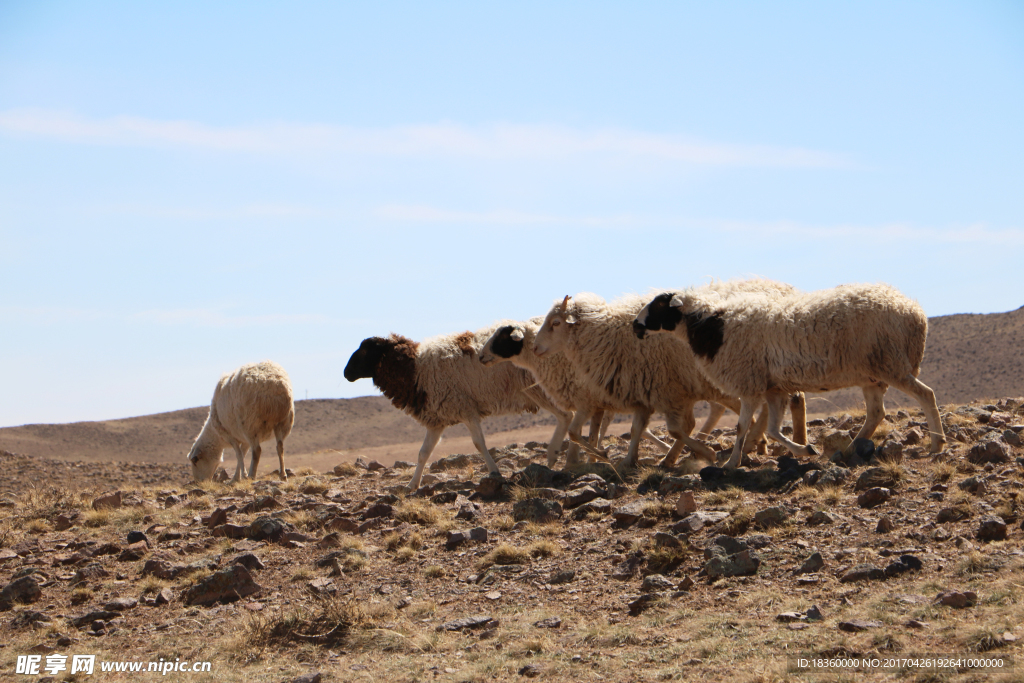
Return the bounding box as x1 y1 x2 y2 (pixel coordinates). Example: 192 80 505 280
187 278 947 491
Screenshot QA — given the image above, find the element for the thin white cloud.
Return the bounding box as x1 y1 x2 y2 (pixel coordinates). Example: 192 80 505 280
0 108 847 168
375 206 1024 245
0 306 334 328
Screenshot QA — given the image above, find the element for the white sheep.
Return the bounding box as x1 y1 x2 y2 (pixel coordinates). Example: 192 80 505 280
478 318 693 466
344 323 573 490
532 292 766 471
187 360 295 482
633 282 946 469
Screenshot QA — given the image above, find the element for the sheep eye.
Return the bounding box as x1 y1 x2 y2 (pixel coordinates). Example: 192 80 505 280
552 320 561 327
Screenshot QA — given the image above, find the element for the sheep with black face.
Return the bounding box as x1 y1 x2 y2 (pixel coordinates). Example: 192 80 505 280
344 323 573 490
634 282 945 469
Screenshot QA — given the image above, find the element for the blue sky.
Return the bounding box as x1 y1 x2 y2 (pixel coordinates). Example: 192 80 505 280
1 1 1022 427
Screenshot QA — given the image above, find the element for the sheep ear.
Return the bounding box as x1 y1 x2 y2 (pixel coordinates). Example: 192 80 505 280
510 328 525 341
565 314 577 325
669 294 686 308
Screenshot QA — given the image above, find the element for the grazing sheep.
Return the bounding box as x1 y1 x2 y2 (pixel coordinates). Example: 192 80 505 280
478 318 688 465
344 323 573 490
633 282 945 469
533 292 766 471
187 361 295 482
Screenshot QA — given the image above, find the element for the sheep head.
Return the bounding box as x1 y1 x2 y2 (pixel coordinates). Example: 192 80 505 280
479 324 526 366
344 336 393 381
633 292 684 339
534 295 577 357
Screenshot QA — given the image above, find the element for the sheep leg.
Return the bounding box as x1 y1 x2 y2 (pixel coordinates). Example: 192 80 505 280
722 399 758 469
790 392 808 445
248 441 262 480
622 409 653 470
465 416 501 476
697 401 727 439
763 392 817 457
598 411 615 446
230 442 247 482
743 402 771 454
853 384 887 446
587 409 604 446
274 426 287 481
642 430 672 454
891 374 946 453
409 426 445 491
545 410 572 469
566 409 594 466
664 408 716 468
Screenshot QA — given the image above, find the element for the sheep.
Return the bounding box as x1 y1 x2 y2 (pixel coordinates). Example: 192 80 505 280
478 318 691 466
344 323 573 490
187 360 295 483
532 292 766 471
633 282 946 469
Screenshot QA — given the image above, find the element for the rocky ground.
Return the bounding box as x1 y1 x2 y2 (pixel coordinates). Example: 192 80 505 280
2 398 1024 682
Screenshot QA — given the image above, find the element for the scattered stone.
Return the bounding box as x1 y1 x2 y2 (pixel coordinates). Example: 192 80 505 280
876 516 895 533
806 510 839 525
958 476 987 494
92 491 122 511
640 574 675 592
182 565 261 606
653 532 683 549
475 473 505 499
564 486 601 509
0 575 43 609
534 616 562 628
126 530 149 546
446 527 488 549
248 516 288 542
117 541 148 562
776 612 805 622
705 549 759 579
671 511 730 534
361 502 393 520
240 496 284 514
968 440 1010 465
611 501 647 526
429 454 475 472
326 517 360 533
307 578 335 595
803 464 851 487
291 674 323 683
571 499 611 520
754 507 788 528
806 605 823 621
658 475 702 494
795 552 824 575
821 431 853 457
519 663 543 678
54 513 78 531
627 591 670 615
231 553 265 572
513 498 562 523
977 515 1008 542
436 615 495 632
455 503 477 521
838 619 882 632
154 587 174 605
855 467 901 491
905 619 929 629
875 440 904 463
70 610 117 627
676 491 697 515
937 506 972 523
840 564 885 582
935 590 977 608
549 569 575 585
103 597 138 611
71 563 110 585
849 438 876 461
884 554 923 577
678 576 695 591
903 427 923 446
857 487 892 508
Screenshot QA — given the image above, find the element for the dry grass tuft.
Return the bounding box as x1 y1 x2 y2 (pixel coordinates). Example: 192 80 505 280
299 477 330 496
393 498 440 526
527 539 560 558
240 597 361 652
422 565 443 579
956 550 1003 576
82 509 110 528
70 586 93 605
333 463 360 477
395 547 416 563
493 514 516 532
477 543 530 569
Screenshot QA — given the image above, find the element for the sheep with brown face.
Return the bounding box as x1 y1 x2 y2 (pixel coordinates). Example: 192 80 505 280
187 361 294 482
479 318 697 466
344 323 572 490
634 282 945 469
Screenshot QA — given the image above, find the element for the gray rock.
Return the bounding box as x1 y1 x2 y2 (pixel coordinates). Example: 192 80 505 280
611 501 647 526
291 674 323 683
571 499 611 520
806 510 839 525
0 575 43 609
182 565 261 606
247 516 288 542
706 535 747 558
653 532 683 549
564 486 601 509
640 574 675 592
1004 430 1023 448
534 617 562 628
968 440 1010 465
821 431 853 457
840 564 885 582
875 440 904 463
154 587 173 605
857 487 892 508
429 454 476 472
445 526 488 549
850 437 875 460
855 467 901 491
876 516 895 533
803 464 851 487
361 502 393 520
549 569 575 585
977 515 1008 542
936 590 977 608
71 609 117 627
705 549 759 578
435 615 494 631
231 553 265 572
627 591 670 615
958 476 987 494
838 619 882 632
91 491 122 511
658 475 702 494
795 552 824 575
71 563 110 585
103 597 138 611
475 473 505 498
754 506 788 528
937 506 972 523
671 511 730 534
512 498 562 523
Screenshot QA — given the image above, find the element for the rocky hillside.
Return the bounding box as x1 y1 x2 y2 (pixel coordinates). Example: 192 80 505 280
1 398 1023 682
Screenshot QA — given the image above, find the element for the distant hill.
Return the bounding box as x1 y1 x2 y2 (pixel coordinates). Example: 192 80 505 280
2 305 1022 462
